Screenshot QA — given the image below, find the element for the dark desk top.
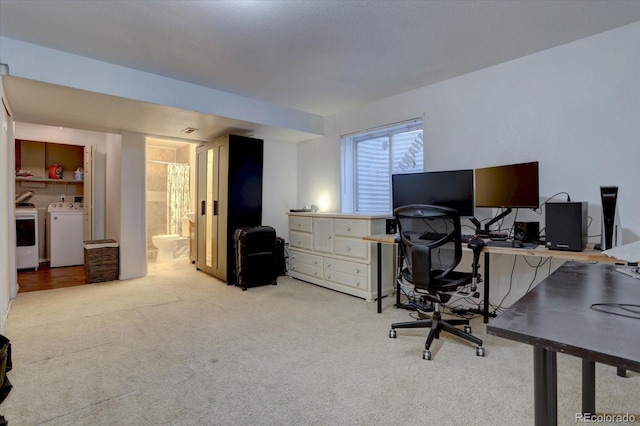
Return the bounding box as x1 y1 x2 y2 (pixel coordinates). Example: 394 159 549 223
487 262 640 372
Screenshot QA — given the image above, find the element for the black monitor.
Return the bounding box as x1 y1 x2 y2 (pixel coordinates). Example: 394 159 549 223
392 169 474 217
475 161 539 209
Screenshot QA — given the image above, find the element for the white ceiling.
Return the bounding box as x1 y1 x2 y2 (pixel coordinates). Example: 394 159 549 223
2 0 640 142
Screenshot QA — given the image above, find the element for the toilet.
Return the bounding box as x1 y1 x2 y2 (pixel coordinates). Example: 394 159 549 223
152 234 190 262
152 217 190 262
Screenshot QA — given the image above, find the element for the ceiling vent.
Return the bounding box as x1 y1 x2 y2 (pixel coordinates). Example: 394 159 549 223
182 127 198 134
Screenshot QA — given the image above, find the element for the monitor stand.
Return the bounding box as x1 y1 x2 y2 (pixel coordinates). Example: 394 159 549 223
467 208 513 320
470 208 513 235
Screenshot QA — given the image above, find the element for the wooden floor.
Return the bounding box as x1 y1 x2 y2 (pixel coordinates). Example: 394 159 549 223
17 263 87 293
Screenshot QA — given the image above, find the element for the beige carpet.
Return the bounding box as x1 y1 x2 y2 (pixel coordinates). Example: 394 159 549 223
1 260 637 425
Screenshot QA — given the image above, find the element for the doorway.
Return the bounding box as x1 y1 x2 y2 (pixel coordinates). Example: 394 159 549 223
145 138 197 265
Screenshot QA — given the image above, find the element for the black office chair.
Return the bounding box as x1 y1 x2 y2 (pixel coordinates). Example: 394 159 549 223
389 204 485 360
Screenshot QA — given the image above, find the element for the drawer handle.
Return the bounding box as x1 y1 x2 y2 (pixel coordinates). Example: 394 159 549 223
292 255 296 260
355 268 360 274
356 281 360 287
314 261 318 265
314 272 318 276
327 275 331 280
326 263 331 267
346 247 351 252
347 226 351 231
328 236 332 239
297 240 302 244
297 223 301 227
291 266 296 270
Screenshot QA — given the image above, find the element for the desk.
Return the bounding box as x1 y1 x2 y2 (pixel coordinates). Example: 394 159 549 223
362 234 398 313
486 262 640 426
477 243 620 323
363 234 622 318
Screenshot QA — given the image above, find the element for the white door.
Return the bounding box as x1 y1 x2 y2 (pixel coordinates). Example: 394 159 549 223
83 145 96 241
195 139 229 280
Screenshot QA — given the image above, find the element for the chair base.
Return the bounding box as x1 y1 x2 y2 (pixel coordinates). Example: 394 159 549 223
390 311 485 360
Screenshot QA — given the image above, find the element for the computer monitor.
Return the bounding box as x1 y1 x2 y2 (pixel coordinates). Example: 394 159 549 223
392 169 474 217
475 161 539 209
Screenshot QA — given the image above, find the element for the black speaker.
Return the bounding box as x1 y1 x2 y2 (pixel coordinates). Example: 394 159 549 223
513 221 539 243
385 218 397 234
545 202 588 251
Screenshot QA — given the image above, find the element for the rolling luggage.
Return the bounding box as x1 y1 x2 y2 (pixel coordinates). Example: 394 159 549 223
233 226 278 290
276 236 286 276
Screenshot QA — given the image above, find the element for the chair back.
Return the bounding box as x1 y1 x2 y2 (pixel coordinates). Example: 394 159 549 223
394 204 462 291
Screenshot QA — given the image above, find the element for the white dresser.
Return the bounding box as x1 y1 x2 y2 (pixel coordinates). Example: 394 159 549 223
287 212 395 302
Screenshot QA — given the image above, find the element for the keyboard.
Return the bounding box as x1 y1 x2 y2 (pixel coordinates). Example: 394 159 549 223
419 232 474 243
485 240 537 249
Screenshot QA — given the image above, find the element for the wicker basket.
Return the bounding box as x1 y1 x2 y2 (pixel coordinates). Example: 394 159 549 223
84 239 119 283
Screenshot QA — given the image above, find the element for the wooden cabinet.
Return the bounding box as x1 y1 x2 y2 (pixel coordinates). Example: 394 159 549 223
195 134 263 284
288 212 394 302
16 140 83 180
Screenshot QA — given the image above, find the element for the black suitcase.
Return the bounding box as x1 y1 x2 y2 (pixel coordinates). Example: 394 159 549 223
276 237 286 276
233 226 278 290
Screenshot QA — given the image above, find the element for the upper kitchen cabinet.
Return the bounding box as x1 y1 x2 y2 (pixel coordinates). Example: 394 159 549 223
15 140 84 185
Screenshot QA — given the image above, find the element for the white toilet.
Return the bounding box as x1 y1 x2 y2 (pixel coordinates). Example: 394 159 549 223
152 217 190 262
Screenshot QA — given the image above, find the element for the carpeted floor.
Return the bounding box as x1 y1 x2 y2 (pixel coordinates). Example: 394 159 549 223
1 260 638 425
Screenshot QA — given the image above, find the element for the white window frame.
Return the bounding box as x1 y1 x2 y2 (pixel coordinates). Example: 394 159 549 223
341 118 424 213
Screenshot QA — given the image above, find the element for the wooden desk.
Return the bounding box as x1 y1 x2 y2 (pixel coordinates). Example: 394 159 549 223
486 262 640 425
477 243 621 323
362 234 398 313
363 234 623 317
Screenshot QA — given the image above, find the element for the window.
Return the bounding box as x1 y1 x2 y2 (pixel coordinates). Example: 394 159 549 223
341 119 424 213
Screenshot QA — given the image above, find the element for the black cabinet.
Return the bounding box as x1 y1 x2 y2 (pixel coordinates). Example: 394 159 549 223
195 134 263 284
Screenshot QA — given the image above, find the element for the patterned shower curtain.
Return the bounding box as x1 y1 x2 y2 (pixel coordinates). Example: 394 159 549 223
167 163 190 235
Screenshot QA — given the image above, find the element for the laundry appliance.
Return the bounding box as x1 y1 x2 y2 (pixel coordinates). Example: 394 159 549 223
47 202 84 267
15 205 39 270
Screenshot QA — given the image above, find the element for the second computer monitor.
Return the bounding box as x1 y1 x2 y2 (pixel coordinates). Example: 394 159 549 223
392 169 474 217
475 161 539 209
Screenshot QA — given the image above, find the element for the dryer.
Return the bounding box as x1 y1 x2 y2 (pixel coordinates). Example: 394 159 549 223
15 205 39 270
47 202 84 267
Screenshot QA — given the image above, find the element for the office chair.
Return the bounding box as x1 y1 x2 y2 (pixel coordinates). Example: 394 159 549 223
388 204 485 360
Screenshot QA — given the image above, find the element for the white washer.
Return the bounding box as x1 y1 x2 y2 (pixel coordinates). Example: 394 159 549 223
15 206 39 270
47 202 84 268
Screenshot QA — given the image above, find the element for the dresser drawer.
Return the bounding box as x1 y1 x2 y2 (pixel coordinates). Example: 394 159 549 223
289 216 312 233
290 261 323 279
289 230 312 250
334 236 368 260
324 257 367 278
324 269 368 290
290 250 322 268
333 218 368 238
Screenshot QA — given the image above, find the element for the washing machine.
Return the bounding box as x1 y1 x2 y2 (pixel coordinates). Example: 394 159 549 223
15 205 39 270
47 202 84 267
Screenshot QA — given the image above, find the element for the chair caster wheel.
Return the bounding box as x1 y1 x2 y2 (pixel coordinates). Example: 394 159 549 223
464 325 472 334
423 350 432 360
389 329 397 338
476 346 485 357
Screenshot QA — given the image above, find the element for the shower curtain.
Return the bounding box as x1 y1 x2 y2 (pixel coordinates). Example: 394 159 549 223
167 163 190 235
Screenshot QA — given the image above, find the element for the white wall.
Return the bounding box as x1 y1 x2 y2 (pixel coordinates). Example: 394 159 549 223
118 132 147 280
261 137 298 237
296 22 640 307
